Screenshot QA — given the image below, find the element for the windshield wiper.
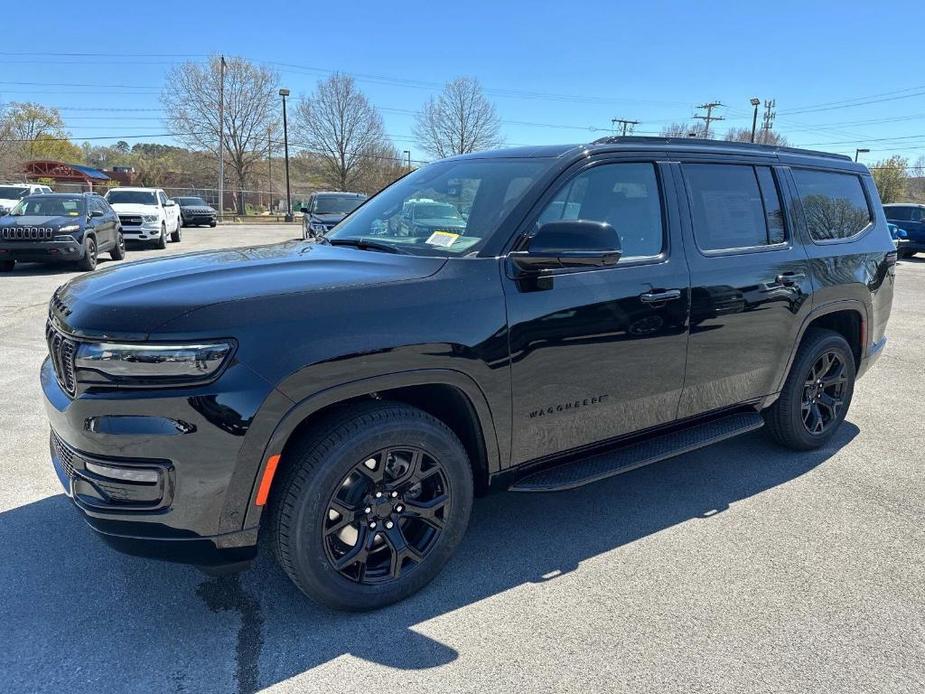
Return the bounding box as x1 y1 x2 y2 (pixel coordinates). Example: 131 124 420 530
325 238 407 254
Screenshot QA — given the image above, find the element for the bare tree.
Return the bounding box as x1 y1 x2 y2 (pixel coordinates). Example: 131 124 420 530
294 73 392 191
659 121 702 138
162 56 279 213
413 77 503 158
724 127 789 146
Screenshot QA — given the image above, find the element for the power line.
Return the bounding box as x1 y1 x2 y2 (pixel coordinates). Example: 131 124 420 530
611 118 640 136
693 101 724 138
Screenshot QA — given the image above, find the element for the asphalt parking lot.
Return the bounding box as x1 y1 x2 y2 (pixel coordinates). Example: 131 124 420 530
0 225 922 693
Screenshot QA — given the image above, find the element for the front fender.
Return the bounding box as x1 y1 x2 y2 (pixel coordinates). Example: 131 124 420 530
218 368 502 534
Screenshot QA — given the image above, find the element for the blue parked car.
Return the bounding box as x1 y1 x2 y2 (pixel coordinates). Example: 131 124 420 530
883 204 924 258
887 222 907 252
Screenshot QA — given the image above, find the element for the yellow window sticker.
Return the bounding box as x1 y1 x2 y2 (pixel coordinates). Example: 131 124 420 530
426 231 460 248
67 211 80 216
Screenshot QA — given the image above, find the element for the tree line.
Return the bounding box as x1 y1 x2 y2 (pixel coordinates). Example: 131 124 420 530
2 56 923 210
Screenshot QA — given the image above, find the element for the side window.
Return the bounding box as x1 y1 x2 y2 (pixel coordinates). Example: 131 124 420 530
90 198 107 215
157 192 168 205
537 163 664 259
885 206 912 221
911 207 925 222
792 169 872 241
684 164 786 251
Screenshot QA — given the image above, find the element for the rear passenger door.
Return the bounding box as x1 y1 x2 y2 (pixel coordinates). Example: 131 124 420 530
504 157 691 465
674 159 813 417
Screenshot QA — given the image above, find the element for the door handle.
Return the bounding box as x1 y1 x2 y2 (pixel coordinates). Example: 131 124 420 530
640 289 682 304
775 271 806 285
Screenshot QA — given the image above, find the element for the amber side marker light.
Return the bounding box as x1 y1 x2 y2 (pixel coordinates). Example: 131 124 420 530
256 454 281 506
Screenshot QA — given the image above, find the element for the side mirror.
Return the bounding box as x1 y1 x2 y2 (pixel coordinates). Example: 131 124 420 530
511 220 622 271
300 207 310 214
165 200 176 207
89 209 104 218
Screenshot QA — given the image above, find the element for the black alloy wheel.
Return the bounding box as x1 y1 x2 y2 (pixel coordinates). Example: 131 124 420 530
322 446 449 584
110 231 126 260
77 236 97 271
801 350 848 435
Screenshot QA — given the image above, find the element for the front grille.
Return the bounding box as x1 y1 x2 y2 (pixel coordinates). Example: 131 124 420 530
119 215 143 226
1 226 54 241
51 431 77 478
50 290 71 317
46 321 77 395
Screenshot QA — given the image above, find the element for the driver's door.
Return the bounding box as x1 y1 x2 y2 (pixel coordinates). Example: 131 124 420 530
503 158 690 465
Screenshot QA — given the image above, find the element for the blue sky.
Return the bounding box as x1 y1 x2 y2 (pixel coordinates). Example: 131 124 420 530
2 0 924 166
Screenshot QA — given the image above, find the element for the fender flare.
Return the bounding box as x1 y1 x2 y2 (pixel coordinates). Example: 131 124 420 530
766 299 869 404
241 368 502 529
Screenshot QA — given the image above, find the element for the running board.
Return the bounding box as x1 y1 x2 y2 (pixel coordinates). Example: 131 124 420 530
508 412 764 493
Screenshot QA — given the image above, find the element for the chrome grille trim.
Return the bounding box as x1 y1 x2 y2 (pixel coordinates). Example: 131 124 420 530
1 226 55 241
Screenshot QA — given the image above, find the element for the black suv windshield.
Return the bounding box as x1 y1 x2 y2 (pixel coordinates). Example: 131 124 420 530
313 196 365 215
326 158 548 256
0 186 29 199
177 197 208 206
106 190 157 205
10 195 84 217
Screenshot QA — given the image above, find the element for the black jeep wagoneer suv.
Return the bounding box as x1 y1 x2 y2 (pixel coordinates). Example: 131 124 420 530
43 137 894 610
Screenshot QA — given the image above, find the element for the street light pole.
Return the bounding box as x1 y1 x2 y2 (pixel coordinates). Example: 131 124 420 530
279 88 292 223
750 98 761 143
403 150 411 171
218 55 226 221
855 148 869 162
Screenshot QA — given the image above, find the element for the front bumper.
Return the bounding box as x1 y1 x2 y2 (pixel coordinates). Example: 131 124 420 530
121 224 162 241
897 238 924 255
0 238 84 263
182 212 216 225
42 355 272 567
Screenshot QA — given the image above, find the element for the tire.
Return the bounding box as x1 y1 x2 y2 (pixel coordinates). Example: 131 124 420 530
764 328 856 451
171 218 182 243
154 223 167 249
269 401 473 611
77 235 98 271
110 230 126 260
0 260 14 272
209 221 217 228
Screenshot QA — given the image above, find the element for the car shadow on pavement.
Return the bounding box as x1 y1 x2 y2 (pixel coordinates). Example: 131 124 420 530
0 424 858 693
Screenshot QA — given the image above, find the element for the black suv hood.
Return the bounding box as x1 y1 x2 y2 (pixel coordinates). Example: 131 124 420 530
0 214 78 228
310 212 347 224
53 241 446 338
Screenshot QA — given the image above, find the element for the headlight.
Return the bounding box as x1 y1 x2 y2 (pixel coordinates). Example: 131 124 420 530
57 224 80 233
142 215 159 222
74 341 234 386
309 222 327 232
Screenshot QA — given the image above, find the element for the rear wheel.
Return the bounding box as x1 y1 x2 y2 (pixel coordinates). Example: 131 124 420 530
270 401 473 611
171 218 182 243
77 235 98 271
0 260 14 272
110 230 126 260
764 328 855 450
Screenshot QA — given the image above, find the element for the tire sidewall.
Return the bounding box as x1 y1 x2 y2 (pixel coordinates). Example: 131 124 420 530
782 333 856 448
283 414 473 610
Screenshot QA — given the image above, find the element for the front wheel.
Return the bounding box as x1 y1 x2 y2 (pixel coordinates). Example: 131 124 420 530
269 401 473 611
154 223 167 249
764 328 856 450
171 218 182 243
77 235 98 271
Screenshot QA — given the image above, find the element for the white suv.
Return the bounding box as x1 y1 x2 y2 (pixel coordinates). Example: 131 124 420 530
0 183 52 216
104 187 182 248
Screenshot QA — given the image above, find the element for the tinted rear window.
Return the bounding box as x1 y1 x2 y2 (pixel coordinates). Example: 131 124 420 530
884 206 912 221
684 164 786 251
792 169 871 241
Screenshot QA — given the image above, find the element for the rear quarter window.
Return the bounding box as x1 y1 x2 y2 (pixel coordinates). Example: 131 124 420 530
792 169 872 241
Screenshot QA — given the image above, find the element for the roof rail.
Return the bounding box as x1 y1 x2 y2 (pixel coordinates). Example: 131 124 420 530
589 135 853 161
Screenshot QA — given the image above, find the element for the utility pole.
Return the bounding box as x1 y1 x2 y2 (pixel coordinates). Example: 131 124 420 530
217 55 226 222
749 98 761 143
693 101 724 139
760 99 776 144
279 88 292 223
611 118 639 136
403 150 411 171
267 128 272 213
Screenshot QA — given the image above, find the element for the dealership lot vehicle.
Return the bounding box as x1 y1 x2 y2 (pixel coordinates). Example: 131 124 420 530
176 196 218 227
300 191 367 239
883 203 925 258
0 223 921 692
0 183 53 216
0 193 124 272
38 138 896 611
104 186 182 247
